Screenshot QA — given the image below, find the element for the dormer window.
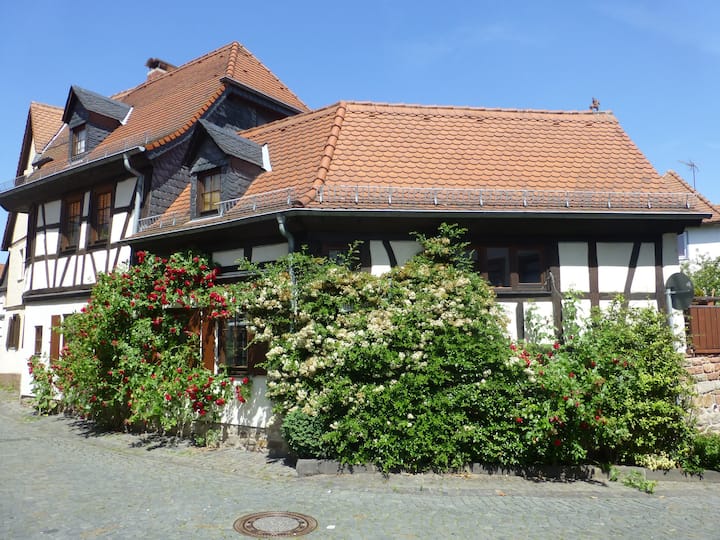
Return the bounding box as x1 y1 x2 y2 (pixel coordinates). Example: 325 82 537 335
72 125 87 157
197 168 221 215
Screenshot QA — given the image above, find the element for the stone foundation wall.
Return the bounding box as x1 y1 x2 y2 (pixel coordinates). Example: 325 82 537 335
686 355 720 433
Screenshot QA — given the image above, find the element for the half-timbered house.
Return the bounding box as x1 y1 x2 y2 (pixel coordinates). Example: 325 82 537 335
0 42 715 441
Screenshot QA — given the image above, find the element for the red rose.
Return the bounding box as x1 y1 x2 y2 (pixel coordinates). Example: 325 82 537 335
164 393 172 401
553 439 562 447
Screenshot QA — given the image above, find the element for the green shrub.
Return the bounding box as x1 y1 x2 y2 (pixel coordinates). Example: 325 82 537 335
238 225 697 472
692 433 720 471
281 410 329 459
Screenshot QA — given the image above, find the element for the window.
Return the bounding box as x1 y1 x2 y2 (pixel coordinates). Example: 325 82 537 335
72 125 87 157
677 232 689 260
220 315 266 375
6 314 21 350
61 194 83 251
34 326 43 356
90 187 113 245
197 169 221 215
475 245 546 291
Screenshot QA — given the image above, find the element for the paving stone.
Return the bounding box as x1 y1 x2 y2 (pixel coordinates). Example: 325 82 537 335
2 390 720 539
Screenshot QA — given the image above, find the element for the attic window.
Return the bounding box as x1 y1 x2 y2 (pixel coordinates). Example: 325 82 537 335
197 168 221 215
72 125 87 157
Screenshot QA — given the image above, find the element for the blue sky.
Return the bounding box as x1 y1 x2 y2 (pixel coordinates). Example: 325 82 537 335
1 0 718 251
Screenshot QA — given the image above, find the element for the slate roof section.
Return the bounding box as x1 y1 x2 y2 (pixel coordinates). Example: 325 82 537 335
197 120 264 168
12 42 307 185
63 86 132 124
134 101 708 237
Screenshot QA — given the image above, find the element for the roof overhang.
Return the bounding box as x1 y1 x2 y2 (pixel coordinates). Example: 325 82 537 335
125 207 710 249
0 147 145 213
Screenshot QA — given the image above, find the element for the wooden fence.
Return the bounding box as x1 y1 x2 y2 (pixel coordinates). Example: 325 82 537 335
688 303 720 354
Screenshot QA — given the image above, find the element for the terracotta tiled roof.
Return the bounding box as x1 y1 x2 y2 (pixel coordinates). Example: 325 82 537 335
135 101 707 237
29 102 63 152
662 170 720 223
242 102 695 209
20 42 307 182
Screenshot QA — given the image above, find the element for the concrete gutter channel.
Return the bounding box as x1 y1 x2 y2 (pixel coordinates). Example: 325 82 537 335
296 458 720 483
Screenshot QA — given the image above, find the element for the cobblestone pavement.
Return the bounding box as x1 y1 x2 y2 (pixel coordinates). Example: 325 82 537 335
2 391 720 540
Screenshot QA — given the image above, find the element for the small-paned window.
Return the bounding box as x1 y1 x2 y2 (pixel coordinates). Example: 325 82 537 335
220 315 267 376
197 169 221 215
475 245 546 292
6 314 21 350
61 194 83 251
72 125 87 157
34 326 43 356
90 187 113 245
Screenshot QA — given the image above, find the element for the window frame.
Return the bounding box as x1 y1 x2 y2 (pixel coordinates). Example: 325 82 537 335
196 168 222 216
219 314 267 376
60 193 84 252
34 326 43 356
6 314 21 350
71 124 87 157
473 244 548 293
89 186 113 246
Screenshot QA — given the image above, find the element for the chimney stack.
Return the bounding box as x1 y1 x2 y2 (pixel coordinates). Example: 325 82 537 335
145 58 177 81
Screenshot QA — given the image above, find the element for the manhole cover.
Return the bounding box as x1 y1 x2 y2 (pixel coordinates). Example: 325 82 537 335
233 511 318 537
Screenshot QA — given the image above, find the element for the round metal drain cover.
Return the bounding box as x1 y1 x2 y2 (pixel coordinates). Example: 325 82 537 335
233 511 318 537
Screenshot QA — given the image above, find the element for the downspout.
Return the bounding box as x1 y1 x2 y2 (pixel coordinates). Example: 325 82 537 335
122 153 144 235
277 214 297 315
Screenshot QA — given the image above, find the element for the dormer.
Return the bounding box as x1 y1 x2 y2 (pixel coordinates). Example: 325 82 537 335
184 120 268 219
61 86 132 160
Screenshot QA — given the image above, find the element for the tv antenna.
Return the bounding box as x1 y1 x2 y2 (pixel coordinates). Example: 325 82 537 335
680 159 699 189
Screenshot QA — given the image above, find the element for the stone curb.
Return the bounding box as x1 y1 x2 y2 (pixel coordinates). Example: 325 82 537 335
296 459 720 482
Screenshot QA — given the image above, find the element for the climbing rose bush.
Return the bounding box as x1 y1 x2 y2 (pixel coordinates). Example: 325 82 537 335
29 251 249 434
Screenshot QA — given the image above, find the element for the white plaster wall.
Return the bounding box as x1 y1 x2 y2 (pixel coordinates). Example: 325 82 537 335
213 248 245 268
10 213 27 244
369 240 391 276
686 224 720 260
59 256 77 288
390 241 422 266
498 301 518 341
34 230 47 257
558 242 589 292
0 309 28 380
597 242 633 293
222 377 273 428
252 243 288 263
630 243 656 294
31 261 48 290
115 177 136 208
110 212 127 244
20 300 87 396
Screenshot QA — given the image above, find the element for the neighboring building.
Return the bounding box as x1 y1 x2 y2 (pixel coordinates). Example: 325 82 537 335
666 170 720 267
0 102 64 389
0 42 715 434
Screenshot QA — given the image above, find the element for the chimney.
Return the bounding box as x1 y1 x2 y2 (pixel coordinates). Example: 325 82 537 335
145 58 177 81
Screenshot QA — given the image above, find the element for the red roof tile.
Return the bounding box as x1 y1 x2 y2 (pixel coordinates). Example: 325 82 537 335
23 42 308 181
29 102 63 152
136 101 707 237
662 170 720 223
241 102 697 211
